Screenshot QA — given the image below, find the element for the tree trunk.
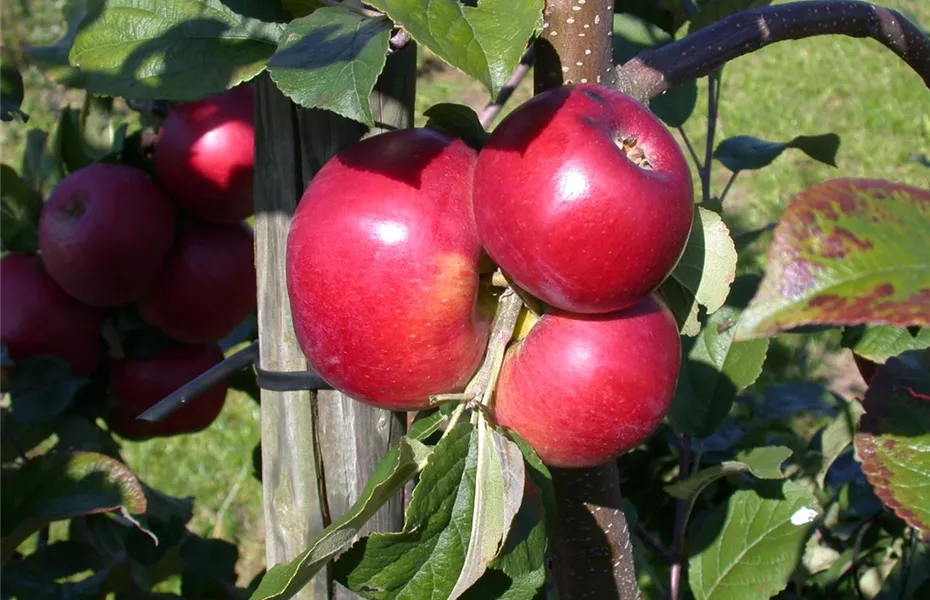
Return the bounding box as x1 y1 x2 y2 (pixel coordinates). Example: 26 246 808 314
254 42 417 599
534 1 639 599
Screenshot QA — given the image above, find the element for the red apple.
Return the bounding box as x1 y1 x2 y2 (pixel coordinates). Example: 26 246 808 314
0 254 105 375
107 343 227 440
492 295 681 468
138 219 256 344
286 128 490 410
38 163 177 307
154 85 255 223
473 83 694 314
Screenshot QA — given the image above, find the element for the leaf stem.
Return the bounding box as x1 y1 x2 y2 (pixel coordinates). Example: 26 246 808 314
719 170 739 203
677 127 703 172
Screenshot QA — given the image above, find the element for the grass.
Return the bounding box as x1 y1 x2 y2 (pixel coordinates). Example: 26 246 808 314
2 0 928 590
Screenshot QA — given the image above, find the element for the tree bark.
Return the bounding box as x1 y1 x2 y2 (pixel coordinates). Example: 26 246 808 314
534 1 640 599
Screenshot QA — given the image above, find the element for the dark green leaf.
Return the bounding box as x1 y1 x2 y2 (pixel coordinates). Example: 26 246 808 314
665 446 792 501
69 0 283 101
688 0 773 34
1 48 27 122
854 349 930 534
668 278 769 436
267 7 391 126
714 133 839 173
334 423 477 599
0 164 42 253
249 436 433 600
659 207 737 336
181 536 241 598
80 94 126 158
460 566 546 600
8 356 90 424
366 0 544 98
688 481 821 600
424 103 488 149
20 129 55 195
1 451 146 562
735 180 930 339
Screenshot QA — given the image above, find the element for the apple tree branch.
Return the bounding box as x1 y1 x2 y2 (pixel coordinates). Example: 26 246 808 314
615 0 930 104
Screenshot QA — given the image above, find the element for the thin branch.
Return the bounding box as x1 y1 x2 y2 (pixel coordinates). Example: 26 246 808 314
136 342 259 423
635 522 676 564
479 47 535 129
615 1 930 104
669 435 692 600
701 70 721 204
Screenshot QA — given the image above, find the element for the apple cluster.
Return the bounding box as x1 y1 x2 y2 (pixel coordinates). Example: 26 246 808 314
286 84 693 468
1 86 257 440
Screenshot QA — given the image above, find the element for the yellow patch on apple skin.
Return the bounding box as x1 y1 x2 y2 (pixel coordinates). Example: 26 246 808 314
426 252 481 326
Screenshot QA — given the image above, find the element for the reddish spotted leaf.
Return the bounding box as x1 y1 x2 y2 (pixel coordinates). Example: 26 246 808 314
736 179 930 339
854 350 930 537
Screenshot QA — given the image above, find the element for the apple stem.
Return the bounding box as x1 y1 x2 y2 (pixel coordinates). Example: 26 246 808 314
458 288 523 410
614 1 930 103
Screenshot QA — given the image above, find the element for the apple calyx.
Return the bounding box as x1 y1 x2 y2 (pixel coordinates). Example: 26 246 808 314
617 135 653 169
431 284 523 415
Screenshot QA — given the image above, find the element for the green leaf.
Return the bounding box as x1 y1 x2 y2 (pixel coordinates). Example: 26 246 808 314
735 180 930 339
841 325 930 364
1 48 27 122
20 129 55 194
1 451 147 563
461 566 546 600
659 207 738 336
448 421 525 599
80 94 126 158
267 7 391 126
248 436 432 600
815 400 864 490
611 13 696 128
69 0 283 101
714 133 839 173
334 423 478 599
424 103 489 150
668 277 769 436
665 446 792 501
0 165 42 253
8 356 90 424
854 349 930 535
688 480 821 600
688 0 774 34
366 0 544 98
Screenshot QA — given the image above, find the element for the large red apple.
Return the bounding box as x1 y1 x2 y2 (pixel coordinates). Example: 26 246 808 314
38 163 177 307
154 85 255 223
137 219 256 344
0 254 105 375
473 84 694 314
107 343 227 440
286 128 489 410
492 295 681 468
